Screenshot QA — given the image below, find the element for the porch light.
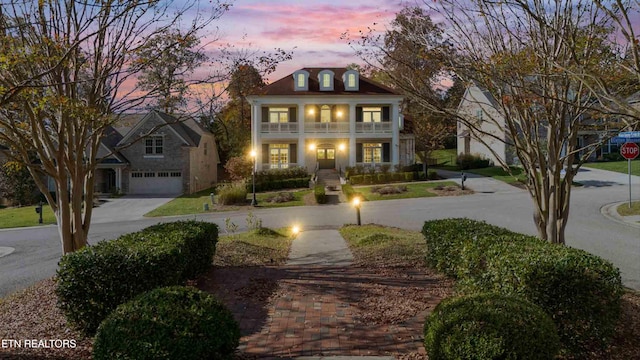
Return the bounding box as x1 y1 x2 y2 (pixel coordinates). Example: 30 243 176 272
338 143 346 152
308 108 315 115
309 143 316 151
336 110 343 118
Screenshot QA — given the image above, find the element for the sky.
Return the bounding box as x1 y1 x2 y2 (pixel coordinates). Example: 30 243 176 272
210 0 406 82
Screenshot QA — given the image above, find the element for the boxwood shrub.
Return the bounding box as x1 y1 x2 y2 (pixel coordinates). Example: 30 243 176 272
314 185 326 204
422 218 623 355
94 286 240 360
56 221 218 335
424 292 560 360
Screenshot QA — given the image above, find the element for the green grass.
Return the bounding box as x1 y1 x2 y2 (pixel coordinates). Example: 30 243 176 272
355 181 458 201
431 149 457 166
467 166 527 186
583 160 640 176
145 187 311 217
214 227 295 267
617 201 640 217
0 205 56 229
339 224 427 267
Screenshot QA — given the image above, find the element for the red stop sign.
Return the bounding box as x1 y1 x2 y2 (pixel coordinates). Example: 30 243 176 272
620 142 639 160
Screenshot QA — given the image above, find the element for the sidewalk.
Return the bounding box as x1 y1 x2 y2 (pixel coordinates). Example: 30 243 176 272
208 229 439 359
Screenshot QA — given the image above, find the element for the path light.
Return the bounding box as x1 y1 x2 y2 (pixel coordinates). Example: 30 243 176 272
291 225 300 236
352 196 362 226
249 150 257 206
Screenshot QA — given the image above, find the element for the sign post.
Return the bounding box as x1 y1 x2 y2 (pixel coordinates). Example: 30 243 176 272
620 142 639 208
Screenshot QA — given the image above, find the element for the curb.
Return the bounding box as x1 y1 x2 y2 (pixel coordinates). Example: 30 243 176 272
600 202 640 229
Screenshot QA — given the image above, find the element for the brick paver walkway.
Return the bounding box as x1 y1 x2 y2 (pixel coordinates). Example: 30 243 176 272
202 265 450 359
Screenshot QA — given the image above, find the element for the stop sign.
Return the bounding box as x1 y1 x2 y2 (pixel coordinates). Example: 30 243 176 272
620 142 640 160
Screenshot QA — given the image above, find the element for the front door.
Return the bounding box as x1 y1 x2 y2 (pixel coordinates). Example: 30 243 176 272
316 147 335 169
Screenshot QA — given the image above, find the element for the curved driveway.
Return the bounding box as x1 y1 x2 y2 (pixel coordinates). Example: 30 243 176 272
0 168 638 297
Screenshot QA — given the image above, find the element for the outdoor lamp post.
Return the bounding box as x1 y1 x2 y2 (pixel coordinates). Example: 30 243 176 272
352 196 362 226
250 150 257 206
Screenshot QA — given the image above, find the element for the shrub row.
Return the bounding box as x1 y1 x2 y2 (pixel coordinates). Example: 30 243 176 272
422 218 623 355
94 286 240 360
349 171 436 185
248 177 311 193
456 153 492 169
314 185 326 204
217 182 248 205
56 221 218 335
254 166 308 183
424 293 560 360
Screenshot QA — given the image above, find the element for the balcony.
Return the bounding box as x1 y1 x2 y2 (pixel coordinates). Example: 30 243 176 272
304 122 350 133
261 122 299 133
356 122 392 133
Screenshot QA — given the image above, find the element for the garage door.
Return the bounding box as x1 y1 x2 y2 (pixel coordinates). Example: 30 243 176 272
129 171 183 195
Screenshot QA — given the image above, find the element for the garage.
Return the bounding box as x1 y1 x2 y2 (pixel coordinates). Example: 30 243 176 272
128 171 183 195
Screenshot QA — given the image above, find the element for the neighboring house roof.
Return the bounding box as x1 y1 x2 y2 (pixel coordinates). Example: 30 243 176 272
253 67 400 96
99 110 214 165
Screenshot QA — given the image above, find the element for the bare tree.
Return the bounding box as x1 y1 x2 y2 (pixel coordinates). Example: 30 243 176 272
354 1 639 244
0 0 230 254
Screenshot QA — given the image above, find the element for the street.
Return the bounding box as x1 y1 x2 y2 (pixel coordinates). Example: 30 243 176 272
0 168 638 298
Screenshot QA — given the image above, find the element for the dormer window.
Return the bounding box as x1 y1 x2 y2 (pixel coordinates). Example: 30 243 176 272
293 70 309 91
343 70 359 91
318 70 334 91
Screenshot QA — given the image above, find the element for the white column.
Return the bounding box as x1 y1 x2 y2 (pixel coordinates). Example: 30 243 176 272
349 103 356 166
298 136 306 169
391 101 400 165
298 102 305 135
116 168 122 192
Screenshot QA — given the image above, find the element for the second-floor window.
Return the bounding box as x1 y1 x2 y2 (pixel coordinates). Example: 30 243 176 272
269 108 289 123
145 135 163 155
320 105 331 123
363 107 382 122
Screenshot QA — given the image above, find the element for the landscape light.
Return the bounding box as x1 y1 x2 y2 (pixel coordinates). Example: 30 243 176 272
352 197 362 225
292 225 300 235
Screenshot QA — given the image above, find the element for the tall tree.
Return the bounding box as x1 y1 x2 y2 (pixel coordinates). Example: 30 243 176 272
134 29 208 113
355 1 638 244
0 0 229 254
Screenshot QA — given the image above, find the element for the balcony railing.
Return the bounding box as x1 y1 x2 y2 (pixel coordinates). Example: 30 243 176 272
356 122 392 133
305 122 350 133
261 122 299 133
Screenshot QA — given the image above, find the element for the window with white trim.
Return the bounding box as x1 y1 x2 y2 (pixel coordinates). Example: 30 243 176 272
297 74 305 87
269 108 289 123
363 107 382 122
145 135 163 155
318 70 334 91
347 73 356 88
363 143 382 163
269 144 289 169
320 105 331 123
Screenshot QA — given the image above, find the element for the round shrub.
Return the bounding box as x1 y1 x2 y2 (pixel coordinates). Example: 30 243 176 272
424 293 560 360
94 286 240 360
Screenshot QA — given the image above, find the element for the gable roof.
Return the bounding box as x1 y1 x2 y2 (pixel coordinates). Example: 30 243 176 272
115 110 208 147
253 67 400 96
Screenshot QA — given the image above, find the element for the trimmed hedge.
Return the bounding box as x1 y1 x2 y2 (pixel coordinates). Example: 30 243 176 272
422 218 623 355
254 166 308 183
250 177 311 193
457 153 492 169
424 293 560 360
94 286 240 360
314 185 326 204
56 221 218 336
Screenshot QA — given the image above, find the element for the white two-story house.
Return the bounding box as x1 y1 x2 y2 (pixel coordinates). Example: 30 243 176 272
247 67 412 172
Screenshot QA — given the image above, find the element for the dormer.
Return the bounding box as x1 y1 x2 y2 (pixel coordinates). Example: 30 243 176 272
293 70 309 91
318 70 335 91
342 70 359 91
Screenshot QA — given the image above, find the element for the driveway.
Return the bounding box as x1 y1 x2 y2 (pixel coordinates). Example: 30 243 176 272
90 194 176 224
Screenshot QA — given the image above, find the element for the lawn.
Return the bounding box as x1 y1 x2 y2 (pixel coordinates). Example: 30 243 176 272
583 160 640 177
618 201 640 217
0 204 56 229
214 227 295 267
144 187 312 217
430 149 457 166
339 224 428 267
467 166 527 186
355 181 459 201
